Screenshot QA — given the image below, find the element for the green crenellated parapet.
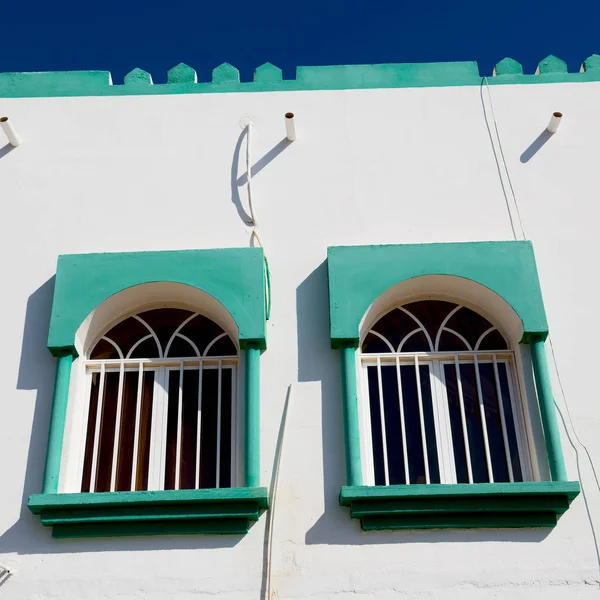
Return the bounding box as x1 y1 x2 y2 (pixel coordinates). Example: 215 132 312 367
124 68 153 84
582 54 600 72
212 63 240 84
493 57 523 76
167 62 197 84
254 62 283 82
537 55 568 74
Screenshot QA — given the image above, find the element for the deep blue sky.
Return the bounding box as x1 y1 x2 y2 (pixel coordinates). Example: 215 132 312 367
2 0 597 84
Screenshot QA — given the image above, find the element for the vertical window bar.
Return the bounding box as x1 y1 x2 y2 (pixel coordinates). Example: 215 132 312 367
195 361 204 489
395 355 410 485
175 360 184 490
492 355 515 482
473 355 494 483
454 355 473 484
376 357 390 485
216 360 223 488
130 362 144 491
89 363 106 493
414 356 430 484
109 362 126 492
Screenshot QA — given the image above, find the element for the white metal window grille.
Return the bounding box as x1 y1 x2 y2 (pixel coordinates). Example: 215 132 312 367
80 308 238 493
360 300 530 486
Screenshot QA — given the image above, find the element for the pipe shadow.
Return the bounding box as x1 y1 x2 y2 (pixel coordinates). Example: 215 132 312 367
520 130 553 163
230 131 291 224
0 143 14 159
296 264 551 545
0 277 243 553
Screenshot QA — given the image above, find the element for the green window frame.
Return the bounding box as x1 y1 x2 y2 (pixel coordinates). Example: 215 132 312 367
327 241 579 530
29 247 269 538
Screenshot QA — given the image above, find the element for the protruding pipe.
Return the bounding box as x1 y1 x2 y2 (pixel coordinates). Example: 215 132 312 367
547 112 562 134
0 117 22 147
285 112 296 142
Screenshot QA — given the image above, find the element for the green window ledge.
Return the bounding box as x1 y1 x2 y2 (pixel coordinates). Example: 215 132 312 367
340 482 580 531
28 487 269 538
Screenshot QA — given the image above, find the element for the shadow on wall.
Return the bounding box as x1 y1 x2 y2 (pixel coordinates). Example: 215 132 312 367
0 143 14 160
230 127 291 225
0 278 243 554
520 130 553 163
297 264 550 546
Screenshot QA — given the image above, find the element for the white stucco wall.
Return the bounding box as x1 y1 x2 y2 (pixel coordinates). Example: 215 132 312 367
1 78 599 598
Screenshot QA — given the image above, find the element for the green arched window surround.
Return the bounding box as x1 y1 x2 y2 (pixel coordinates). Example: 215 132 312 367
29 247 268 538
327 241 579 531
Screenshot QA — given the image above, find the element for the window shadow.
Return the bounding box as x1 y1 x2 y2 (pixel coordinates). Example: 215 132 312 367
230 129 291 224
296 265 551 545
520 130 553 163
0 278 244 554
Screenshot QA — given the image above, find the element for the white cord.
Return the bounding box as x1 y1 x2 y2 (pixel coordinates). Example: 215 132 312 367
263 385 292 600
481 77 526 242
246 123 257 226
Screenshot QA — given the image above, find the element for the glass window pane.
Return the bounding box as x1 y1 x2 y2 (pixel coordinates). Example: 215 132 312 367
180 314 229 356
138 309 194 357
135 371 154 491
81 372 101 492
219 369 233 488
443 364 469 483
380 365 406 485
402 301 458 346
164 370 180 491
205 335 237 357
362 333 394 354
419 365 440 484
401 330 431 353
95 372 120 492
363 309 418 353
128 337 161 359
478 330 508 351
438 330 469 352
446 307 496 350
167 336 197 358
180 370 200 490
399 365 427 484
366 366 386 485
90 338 120 360
115 371 140 491
199 369 219 488
478 363 510 482
93 317 148 359
459 363 490 483
497 363 523 481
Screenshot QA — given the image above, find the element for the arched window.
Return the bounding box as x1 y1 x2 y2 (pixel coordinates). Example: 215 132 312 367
81 308 238 493
360 300 528 486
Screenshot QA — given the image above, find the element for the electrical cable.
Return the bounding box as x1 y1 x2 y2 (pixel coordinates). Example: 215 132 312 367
481 77 526 241
262 385 292 600
483 78 600 585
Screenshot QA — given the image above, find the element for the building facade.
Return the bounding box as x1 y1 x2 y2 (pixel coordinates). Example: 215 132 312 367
0 56 599 598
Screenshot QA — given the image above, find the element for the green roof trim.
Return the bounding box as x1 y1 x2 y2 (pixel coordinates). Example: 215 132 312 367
47 247 267 356
28 487 269 538
2 56 600 98
340 482 580 530
327 241 548 347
